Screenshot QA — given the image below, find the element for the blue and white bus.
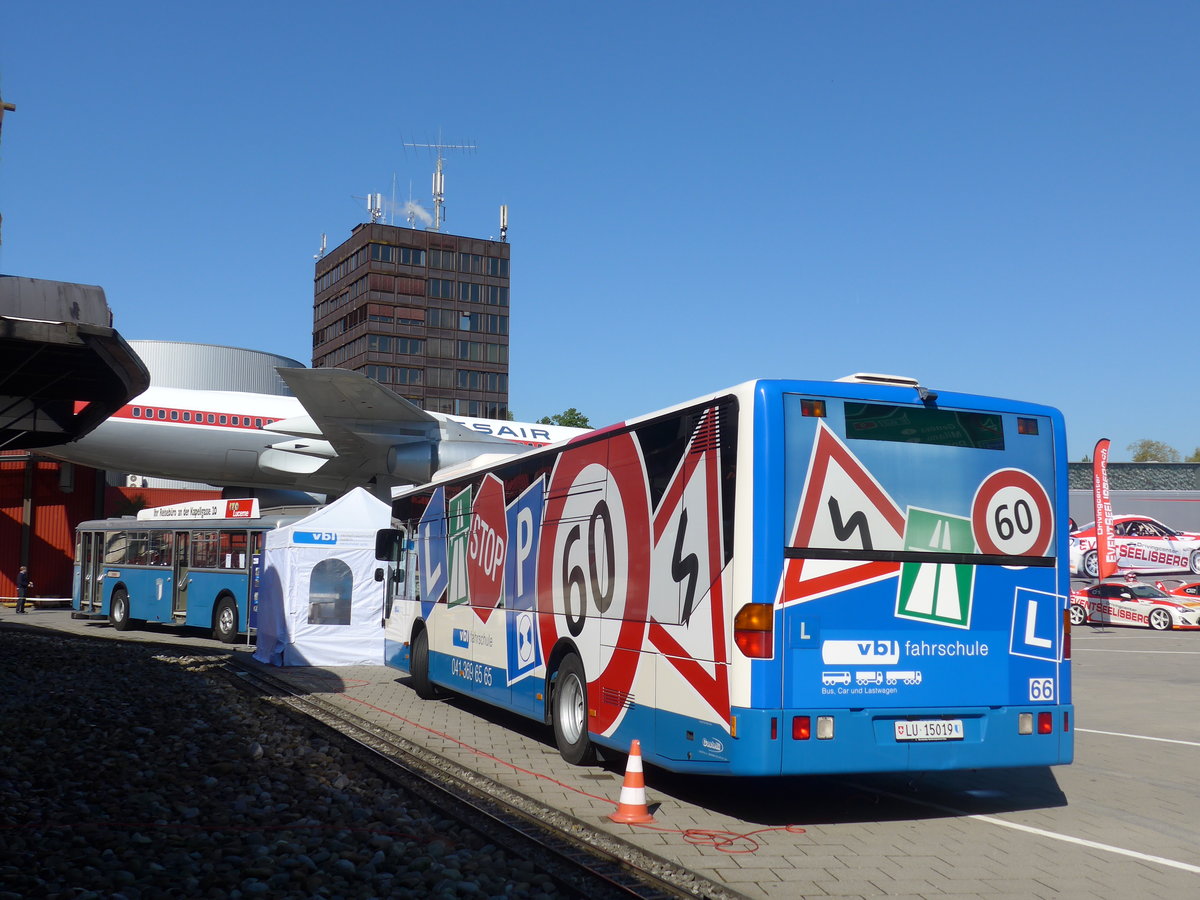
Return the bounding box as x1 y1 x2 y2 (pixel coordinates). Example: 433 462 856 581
375 375 1073 775
73 499 309 642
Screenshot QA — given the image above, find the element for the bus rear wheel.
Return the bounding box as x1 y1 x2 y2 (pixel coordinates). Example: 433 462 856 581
109 588 135 632
551 654 596 766
212 597 239 643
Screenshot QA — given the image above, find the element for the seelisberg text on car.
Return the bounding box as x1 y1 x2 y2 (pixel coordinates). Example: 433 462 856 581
1069 579 1200 631
1068 514 1200 578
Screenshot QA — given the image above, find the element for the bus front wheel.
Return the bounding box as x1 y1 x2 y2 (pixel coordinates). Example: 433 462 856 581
212 597 239 643
109 589 135 632
551 654 596 766
409 628 443 700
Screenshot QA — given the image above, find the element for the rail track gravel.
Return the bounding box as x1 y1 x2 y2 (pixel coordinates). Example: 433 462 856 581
0 628 726 899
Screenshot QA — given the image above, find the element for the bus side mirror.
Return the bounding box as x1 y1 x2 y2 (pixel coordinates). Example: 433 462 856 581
374 568 384 583
375 528 403 560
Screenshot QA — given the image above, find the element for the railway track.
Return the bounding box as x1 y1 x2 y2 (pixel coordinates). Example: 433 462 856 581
216 655 737 900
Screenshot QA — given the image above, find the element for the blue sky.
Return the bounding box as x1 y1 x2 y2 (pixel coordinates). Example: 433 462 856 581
2 1 1197 461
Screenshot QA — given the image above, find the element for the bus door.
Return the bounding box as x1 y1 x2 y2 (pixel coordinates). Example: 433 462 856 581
173 532 191 620
378 529 419 652
77 532 106 614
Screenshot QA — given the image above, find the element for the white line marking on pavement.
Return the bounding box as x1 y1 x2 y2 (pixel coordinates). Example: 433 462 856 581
849 784 1200 876
1078 728 1200 748
1073 648 1200 654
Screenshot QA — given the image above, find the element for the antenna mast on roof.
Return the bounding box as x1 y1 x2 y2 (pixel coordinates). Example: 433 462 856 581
402 135 476 231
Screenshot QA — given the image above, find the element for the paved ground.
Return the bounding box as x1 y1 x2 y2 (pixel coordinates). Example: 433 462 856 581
4 607 1198 899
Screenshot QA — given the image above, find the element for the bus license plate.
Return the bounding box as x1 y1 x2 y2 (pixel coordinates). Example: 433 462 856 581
895 719 964 742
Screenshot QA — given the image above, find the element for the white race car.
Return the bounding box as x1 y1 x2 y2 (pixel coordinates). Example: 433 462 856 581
1069 580 1200 631
1068 514 1200 578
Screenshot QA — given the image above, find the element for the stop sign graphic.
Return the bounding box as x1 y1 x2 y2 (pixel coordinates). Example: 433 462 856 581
467 473 507 623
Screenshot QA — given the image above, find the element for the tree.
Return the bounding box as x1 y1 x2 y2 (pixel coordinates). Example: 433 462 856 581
1187 448 1200 463
1127 439 1181 463
537 408 590 428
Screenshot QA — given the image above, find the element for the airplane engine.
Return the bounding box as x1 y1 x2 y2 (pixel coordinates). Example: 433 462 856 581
386 441 436 484
434 439 521 473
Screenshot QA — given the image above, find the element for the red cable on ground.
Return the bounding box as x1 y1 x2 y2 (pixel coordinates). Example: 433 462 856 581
337 689 807 854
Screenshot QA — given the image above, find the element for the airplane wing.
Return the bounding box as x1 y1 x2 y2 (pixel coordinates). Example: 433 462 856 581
262 367 514 487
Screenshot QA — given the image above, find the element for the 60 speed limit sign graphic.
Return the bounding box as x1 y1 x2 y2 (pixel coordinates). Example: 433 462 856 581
537 431 651 736
970 468 1053 558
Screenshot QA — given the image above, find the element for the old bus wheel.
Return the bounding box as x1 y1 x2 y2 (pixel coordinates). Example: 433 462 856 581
1148 607 1172 631
409 628 442 700
1069 603 1087 627
212 597 239 643
109 588 134 632
552 654 596 766
1082 551 1099 579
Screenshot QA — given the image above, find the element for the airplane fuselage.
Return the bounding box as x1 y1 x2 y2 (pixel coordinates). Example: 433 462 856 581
42 384 584 495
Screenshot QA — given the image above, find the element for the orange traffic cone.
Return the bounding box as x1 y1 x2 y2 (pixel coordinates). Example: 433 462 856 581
608 739 655 824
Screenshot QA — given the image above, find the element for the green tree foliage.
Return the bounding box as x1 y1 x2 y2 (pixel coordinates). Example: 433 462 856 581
537 408 590 428
1127 439 1181 463
1187 448 1200 463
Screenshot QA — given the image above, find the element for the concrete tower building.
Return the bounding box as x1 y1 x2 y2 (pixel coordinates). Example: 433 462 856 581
311 222 510 420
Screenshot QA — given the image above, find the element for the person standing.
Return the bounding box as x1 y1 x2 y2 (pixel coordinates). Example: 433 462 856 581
15 565 32 614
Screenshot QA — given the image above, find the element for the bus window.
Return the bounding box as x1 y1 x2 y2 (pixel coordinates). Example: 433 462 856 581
148 532 173 567
104 532 130 565
309 559 352 625
220 531 249 569
190 531 219 569
126 532 151 565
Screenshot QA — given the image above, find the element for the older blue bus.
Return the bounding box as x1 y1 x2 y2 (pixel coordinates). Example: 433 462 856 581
73 500 308 641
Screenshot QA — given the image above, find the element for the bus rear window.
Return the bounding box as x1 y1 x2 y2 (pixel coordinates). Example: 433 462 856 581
844 403 1004 451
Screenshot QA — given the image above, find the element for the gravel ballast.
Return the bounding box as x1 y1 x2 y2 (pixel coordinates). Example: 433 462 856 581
0 629 568 899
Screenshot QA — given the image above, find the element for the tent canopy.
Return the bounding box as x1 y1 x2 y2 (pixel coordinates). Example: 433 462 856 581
252 488 390 666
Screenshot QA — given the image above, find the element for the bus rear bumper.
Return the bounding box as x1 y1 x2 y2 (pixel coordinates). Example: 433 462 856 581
736 705 1075 775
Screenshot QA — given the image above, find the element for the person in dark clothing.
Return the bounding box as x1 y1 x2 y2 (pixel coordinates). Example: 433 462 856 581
15 566 32 614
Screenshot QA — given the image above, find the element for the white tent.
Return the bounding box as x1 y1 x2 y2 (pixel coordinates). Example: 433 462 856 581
252 488 390 666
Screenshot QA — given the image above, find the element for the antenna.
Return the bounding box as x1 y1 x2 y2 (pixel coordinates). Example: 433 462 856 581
367 192 384 224
499 205 508 243
402 136 476 231
313 233 327 260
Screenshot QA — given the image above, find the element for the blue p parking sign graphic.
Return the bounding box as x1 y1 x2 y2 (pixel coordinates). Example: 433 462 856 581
505 478 545 681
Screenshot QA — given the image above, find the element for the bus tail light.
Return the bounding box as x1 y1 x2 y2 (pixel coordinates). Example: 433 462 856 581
792 716 811 740
734 603 774 658
1018 713 1033 735
817 716 835 740
1063 610 1071 659
1038 712 1053 734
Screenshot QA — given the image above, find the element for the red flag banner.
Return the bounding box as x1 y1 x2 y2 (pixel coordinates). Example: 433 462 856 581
1092 438 1118 579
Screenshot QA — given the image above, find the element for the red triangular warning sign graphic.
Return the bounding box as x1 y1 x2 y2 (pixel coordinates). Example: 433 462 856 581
777 420 906 606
